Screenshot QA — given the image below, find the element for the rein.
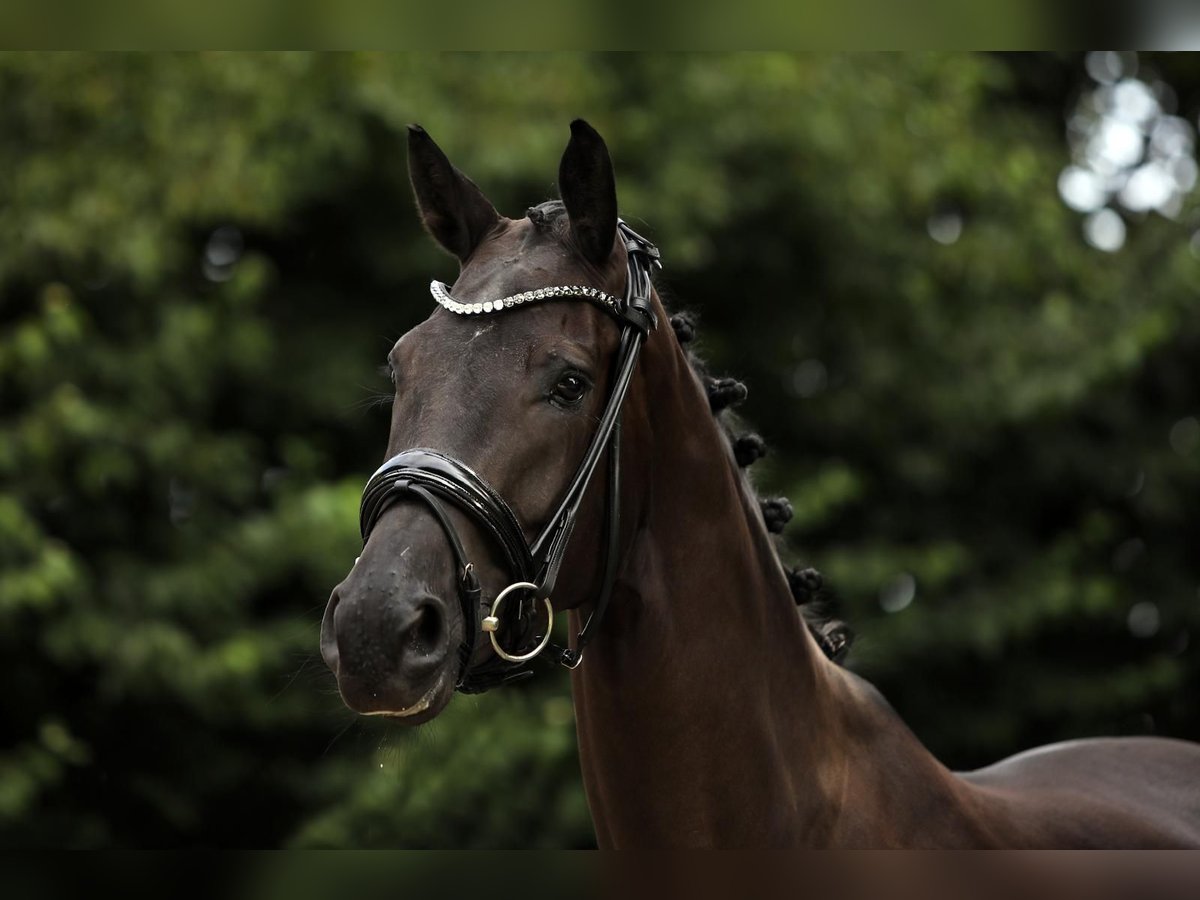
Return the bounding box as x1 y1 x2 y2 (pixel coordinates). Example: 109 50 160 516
358 221 661 693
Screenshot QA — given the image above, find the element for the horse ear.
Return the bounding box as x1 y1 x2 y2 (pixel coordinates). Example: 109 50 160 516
407 124 500 262
558 119 618 266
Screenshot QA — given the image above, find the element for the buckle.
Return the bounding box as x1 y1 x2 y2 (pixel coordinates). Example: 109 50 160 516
558 646 584 669
625 238 660 260
618 220 662 265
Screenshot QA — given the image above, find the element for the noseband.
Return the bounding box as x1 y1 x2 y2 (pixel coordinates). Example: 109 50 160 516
358 222 661 693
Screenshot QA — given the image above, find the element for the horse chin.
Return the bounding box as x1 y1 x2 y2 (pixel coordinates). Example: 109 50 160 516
360 671 455 727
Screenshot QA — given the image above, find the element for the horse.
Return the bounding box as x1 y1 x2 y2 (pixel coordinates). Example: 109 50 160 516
319 119 1200 848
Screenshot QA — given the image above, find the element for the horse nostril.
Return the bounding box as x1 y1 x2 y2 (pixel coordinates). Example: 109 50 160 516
320 588 343 675
408 601 445 656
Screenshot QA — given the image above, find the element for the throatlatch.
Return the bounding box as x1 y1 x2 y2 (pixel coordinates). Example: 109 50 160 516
358 221 661 694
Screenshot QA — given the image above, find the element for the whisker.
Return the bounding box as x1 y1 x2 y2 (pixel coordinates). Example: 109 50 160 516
322 714 359 757
270 653 321 704
344 387 395 414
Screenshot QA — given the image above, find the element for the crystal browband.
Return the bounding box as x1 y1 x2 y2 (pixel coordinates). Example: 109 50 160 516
430 280 625 318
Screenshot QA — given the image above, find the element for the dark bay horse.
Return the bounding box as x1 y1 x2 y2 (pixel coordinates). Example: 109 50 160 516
320 120 1200 848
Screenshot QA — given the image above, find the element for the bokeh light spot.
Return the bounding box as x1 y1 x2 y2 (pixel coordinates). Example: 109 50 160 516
203 224 244 282
791 359 828 398
1127 601 1161 638
1169 416 1200 455
880 573 916 614
1058 166 1106 212
1061 54 1197 242
1083 208 1126 252
926 212 963 245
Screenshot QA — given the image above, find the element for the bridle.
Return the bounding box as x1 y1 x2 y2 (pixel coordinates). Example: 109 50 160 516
358 221 661 694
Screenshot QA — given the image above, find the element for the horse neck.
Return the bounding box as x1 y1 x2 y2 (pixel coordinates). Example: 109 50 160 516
568 301 973 848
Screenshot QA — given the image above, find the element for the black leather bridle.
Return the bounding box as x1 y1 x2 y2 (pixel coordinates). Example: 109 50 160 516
358 222 661 693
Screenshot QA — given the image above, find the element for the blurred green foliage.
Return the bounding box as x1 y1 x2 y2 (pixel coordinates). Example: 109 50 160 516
1 52 1198 848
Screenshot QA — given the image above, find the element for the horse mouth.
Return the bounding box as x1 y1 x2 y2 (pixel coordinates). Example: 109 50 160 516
363 675 446 719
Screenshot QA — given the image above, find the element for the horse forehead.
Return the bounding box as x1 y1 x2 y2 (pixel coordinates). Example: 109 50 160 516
397 316 510 377
395 304 607 392
454 221 585 300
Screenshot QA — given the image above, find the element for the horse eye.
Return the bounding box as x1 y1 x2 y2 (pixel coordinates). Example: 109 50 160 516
552 373 589 406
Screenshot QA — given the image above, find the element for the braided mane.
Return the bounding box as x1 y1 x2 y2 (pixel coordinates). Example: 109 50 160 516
528 202 853 664
666 310 854 665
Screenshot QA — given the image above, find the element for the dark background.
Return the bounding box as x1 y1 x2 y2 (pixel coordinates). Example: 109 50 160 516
1 52 1198 847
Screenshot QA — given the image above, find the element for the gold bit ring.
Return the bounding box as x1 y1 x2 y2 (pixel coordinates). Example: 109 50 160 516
480 581 554 663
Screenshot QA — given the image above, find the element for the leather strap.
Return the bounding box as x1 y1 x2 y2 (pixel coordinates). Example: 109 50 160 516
558 416 622 669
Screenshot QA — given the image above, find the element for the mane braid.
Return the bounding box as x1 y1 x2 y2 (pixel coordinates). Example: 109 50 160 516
521 200 854 664
663 301 854 666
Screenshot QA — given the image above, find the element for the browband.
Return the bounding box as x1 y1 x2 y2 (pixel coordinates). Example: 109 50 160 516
430 280 626 320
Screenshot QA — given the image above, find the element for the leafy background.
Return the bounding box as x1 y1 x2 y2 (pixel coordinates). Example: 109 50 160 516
1 52 1198 848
